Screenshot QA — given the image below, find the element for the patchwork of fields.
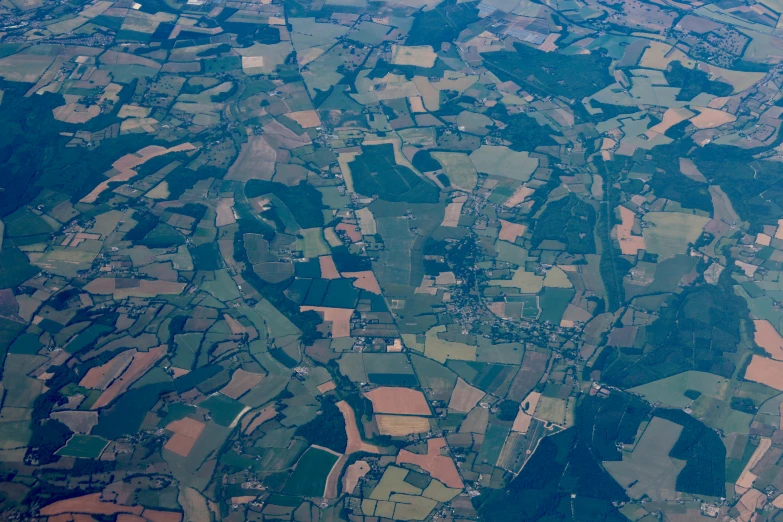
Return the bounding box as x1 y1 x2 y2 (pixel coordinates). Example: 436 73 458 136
1 0 783 519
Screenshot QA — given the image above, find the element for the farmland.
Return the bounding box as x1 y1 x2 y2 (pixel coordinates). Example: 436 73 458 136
283 446 340 497
0 0 780 519
55 434 109 458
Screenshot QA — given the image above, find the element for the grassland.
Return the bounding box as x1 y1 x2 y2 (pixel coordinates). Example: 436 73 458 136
56 434 109 458
0 0 777 519
283 446 340 497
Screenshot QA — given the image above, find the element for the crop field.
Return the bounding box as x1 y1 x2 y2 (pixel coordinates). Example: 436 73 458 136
430 152 478 192
425 325 477 364
745 355 783 390
56 435 109 458
604 417 684 501
642 212 711 260
365 387 431 415
2 0 782 519
164 418 206 457
753 320 783 360
283 446 340 497
630 371 729 408
390 45 437 67
469 146 539 182
337 400 381 454
396 438 463 488
199 394 246 426
448 378 486 412
376 415 431 436
338 352 418 386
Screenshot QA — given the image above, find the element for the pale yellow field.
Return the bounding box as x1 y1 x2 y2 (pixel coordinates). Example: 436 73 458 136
391 45 437 67
80 143 195 203
425 325 476 363
220 369 264 399
343 271 382 294
409 96 426 113
343 460 370 495
53 103 100 124
376 415 431 436
117 104 152 118
503 185 534 208
441 199 465 227
639 41 695 70
287 110 321 128
648 107 694 135
145 181 170 199
689 107 736 129
511 409 532 433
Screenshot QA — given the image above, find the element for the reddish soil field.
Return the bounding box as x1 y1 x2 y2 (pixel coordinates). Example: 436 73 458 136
163 418 206 457
243 405 277 435
335 222 362 242
300 306 353 338
745 355 783 390
91 345 166 410
337 400 380 455
79 350 134 389
220 369 264 399
754 320 783 360
319 256 340 279
364 387 431 415
396 437 463 489
40 494 143 517
498 220 527 243
342 271 382 294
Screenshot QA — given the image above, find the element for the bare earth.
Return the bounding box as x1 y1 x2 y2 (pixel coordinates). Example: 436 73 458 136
164 418 206 457
342 460 370 495
365 387 431 415
319 255 340 279
396 437 463 489
744 355 783 390
336 400 381 455
91 345 167 410
220 369 264 399
615 206 646 255
498 220 527 243
40 493 144 517
342 271 382 294
753 320 783 361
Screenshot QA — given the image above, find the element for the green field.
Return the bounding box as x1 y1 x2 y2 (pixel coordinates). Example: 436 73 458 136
199 394 246 427
605 417 683 501
283 446 340 497
56 434 109 458
630 371 729 408
469 146 538 182
338 352 419 385
475 423 509 467
641 212 710 261
0 0 776 519
350 144 439 203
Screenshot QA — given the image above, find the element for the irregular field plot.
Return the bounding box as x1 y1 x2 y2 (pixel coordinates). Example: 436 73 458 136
283 446 340 497
56 434 109 458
